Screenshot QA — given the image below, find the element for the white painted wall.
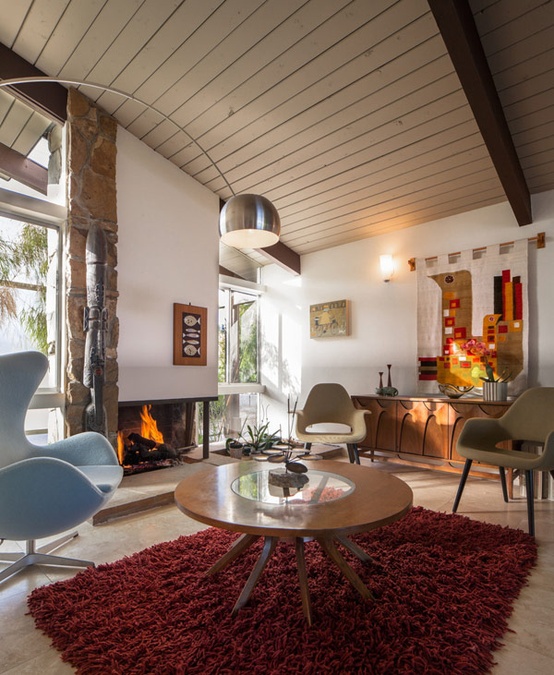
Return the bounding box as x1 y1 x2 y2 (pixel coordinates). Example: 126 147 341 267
116 128 220 401
261 190 554 423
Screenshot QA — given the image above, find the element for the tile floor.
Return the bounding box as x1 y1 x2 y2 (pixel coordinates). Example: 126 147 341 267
1 453 553 674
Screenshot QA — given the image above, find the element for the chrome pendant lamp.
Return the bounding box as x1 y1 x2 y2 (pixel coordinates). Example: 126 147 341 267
219 193 280 249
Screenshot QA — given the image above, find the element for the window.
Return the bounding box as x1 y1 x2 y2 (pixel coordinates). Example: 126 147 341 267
0 207 65 440
218 287 259 384
198 284 263 445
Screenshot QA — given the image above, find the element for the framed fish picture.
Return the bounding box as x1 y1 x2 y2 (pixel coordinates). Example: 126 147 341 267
173 303 207 366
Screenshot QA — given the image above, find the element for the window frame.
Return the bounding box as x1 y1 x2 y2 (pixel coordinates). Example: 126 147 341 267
0 186 66 407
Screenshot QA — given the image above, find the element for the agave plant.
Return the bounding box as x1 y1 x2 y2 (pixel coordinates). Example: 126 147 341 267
481 363 512 383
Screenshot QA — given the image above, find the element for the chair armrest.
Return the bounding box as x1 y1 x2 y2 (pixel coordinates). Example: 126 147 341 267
349 409 370 437
32 431 120 467
295 409 308 435
536 429 554 470
456 417 510 456
0 457 107 540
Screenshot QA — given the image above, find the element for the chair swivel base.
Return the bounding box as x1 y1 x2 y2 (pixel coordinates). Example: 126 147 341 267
0 532 95 584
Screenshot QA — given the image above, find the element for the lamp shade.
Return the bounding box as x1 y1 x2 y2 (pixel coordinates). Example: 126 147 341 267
380 254 394 282
219 194 280 248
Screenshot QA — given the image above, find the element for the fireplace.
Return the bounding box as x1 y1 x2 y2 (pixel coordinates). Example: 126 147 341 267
117 401 196 474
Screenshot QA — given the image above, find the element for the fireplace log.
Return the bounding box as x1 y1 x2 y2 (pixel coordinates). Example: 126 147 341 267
127 432 157 449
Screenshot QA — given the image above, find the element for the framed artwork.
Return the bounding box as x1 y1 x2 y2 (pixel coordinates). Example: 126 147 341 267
173 303 207 366
309 299 350 338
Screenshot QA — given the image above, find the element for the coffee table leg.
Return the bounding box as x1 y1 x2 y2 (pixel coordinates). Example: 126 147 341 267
295 538 313 626
335 534 374 563
232 536 278 615
206 533 260 576
317 537 374 601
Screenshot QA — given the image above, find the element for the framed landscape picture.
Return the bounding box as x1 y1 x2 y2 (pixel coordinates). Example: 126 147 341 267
309 299 350 338
173 303 207 365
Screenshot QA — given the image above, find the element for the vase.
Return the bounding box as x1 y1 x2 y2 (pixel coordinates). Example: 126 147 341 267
482 381 508 402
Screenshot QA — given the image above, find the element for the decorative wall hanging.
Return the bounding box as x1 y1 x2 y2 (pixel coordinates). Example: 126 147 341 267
416 239 529 395
173 303 207 366
309 299 350 338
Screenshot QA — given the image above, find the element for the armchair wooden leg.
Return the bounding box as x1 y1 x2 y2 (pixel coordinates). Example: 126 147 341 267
453 459 472 512
346 443 360 464
525 470 535 537
499 467 509 503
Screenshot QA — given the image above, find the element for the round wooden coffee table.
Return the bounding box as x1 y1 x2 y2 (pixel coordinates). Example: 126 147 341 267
174 460 413 624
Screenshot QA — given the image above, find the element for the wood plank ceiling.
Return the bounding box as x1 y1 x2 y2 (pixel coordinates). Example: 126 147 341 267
0 0 553 277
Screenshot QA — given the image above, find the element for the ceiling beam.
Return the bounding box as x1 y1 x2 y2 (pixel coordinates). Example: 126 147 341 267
0 43 67 123
427 0 532 226
256 240 301 275
0 142 48 194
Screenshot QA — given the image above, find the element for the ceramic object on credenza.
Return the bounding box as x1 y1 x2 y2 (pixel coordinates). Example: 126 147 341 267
438 383 474 399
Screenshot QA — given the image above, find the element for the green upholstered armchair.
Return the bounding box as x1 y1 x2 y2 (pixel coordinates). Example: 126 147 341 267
453 387 554 536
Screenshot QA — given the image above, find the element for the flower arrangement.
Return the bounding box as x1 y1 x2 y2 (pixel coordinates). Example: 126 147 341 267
461 339 491 357
460 339 510 383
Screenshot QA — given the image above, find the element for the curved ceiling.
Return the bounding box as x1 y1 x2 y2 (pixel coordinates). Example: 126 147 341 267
1 0 553 275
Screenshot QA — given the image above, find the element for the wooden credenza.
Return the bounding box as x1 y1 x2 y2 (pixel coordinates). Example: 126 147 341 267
352 395 512 474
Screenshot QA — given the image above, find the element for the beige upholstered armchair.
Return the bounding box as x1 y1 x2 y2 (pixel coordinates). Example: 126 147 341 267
295 383 369 464
453 387 554 536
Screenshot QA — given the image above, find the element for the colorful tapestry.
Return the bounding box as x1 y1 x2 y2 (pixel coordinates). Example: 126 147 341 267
417 239 528 395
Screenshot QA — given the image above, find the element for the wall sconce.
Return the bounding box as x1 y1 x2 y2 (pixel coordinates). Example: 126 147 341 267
379 254 394 282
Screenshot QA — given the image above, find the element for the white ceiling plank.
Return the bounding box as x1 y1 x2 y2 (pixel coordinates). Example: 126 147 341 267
173 1 432 145
189 35 451 177
86 0 187 93
0 0 33 48
57 0 144 80
9 0 68 63
227 104 476 198
34 0 109 75
194 69 464 190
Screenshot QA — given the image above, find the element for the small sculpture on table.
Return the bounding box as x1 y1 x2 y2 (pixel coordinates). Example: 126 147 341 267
376 364 398 396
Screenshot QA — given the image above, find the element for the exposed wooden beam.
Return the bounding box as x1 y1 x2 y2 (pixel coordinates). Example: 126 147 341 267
0 43 67 123
256 240 301 275
0 141 48 194
428 0 532 226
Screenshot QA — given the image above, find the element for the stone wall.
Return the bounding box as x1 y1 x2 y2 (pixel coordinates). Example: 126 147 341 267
65 88 119 445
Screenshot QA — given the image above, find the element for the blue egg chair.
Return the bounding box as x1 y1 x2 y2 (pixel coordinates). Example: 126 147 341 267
0 351 123 584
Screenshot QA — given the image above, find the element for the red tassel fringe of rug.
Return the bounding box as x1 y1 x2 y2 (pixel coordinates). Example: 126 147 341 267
27 507 537 674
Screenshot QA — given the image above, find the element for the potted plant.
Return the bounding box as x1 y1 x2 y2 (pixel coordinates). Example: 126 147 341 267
225 418 280 458
481 364 511 401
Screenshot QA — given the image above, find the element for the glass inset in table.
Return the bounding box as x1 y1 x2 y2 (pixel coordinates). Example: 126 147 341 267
231 469 355 504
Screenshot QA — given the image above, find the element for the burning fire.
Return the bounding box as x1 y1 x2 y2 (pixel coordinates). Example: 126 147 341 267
117 431 125 464
140 404 164 444
117 404 165 465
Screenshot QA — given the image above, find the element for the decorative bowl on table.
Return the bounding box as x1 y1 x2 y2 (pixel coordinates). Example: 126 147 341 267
438 384 474 399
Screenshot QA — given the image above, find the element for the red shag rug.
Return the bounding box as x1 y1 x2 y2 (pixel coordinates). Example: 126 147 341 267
28 507 537 675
